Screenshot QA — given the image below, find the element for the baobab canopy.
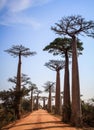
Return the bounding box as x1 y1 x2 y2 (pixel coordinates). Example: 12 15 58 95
5 45 36 57
51 15 94 37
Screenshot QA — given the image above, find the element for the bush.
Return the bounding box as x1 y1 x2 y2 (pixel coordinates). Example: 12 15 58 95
81 99 94 127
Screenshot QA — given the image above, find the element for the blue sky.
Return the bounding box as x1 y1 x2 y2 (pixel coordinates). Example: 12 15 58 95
0 0 94 100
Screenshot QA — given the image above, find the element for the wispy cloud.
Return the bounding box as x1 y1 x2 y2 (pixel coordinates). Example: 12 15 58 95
0 0 52 28
0 13 41 30
31 0 53 7
7 0 32 13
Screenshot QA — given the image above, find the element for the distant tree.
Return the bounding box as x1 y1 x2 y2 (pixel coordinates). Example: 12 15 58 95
28 82 37 112
43 81 55 112
40 96 48 109
51 15 94 126
35 89 42 110
43 37 83 122
5 45 36 119
45 60 65 115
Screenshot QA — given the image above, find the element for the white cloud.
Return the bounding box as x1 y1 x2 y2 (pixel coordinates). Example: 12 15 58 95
0 13 41 29
0 0 53 28
7 0 32 13
1 0 53 13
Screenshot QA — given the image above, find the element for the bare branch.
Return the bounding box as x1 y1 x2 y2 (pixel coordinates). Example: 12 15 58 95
51 15 94 37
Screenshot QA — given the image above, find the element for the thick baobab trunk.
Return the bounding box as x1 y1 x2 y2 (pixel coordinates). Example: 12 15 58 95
62 52 71 122
55 70 61 115
71 36 82 126
31 90 33 112
15 53 21 119
48 87 52 112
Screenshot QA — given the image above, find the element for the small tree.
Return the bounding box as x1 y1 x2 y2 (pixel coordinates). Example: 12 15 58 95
45 60 65 115
5 45 36 119
40 96 48 109
43 81 55 112
8 74 31 87
51 15 94 126
35 89 42 110
28 82 37 112
8 74 31 117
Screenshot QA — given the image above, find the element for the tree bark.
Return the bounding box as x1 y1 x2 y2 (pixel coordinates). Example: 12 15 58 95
15 53 21 119
43 98 46 109
71 36 82 126
31 90 33 112
48 87 52 112
62 51 71 122
55 70 61 114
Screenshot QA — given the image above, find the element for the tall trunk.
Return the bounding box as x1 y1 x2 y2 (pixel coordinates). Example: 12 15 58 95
55 70 61 114
15 53 21 119
48 87 51 112
36 94 39 110
71 36 82 126
31 90 33 112
43 98 46 109
62 51 71 122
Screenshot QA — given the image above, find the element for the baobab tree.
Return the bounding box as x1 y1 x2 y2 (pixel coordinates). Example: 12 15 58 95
51 15 94 126
8 74 30 118
35 89 42 110
40 96 48 109
28 82 37 112
43 81 55 112
45 60 65 115
5 45 36 119
43 37 83 122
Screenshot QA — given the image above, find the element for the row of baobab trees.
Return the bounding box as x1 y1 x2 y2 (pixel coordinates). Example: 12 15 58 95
5 15 94 127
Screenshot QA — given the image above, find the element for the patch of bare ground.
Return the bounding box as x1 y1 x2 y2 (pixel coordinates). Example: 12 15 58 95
2 109 94 130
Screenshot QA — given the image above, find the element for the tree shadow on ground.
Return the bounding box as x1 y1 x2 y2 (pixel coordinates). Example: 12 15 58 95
25 125 72 130
2 121 70 130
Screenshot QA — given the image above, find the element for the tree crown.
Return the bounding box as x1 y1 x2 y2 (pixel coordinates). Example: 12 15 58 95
43 81 55 92
45 60 65 71
51 15 94 37
5 45 36 57
43 37 83 57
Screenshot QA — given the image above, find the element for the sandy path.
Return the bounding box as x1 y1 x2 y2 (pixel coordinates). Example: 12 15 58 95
2 109 91 130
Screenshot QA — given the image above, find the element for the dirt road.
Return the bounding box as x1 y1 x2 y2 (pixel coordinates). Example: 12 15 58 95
2 109 91 130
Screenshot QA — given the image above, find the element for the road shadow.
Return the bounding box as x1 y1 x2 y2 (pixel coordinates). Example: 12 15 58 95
24 125 72 130
2 121 70 130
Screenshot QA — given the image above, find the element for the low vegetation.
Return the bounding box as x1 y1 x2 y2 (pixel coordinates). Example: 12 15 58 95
0 88 94 128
